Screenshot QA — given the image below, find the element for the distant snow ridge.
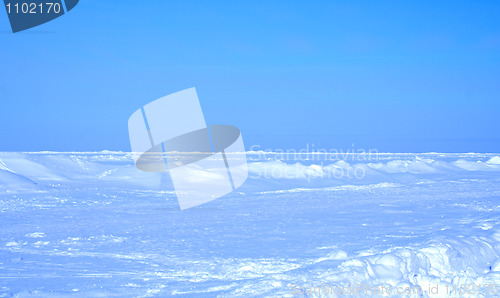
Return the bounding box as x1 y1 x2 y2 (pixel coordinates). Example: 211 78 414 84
0 159 14 173
0 158 38 190
256 182 401 194
247 155 500 181
487 156 500 165
1 153 499 190
0 152 161 191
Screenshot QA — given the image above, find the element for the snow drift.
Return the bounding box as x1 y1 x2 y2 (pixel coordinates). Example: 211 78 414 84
1 152 500 297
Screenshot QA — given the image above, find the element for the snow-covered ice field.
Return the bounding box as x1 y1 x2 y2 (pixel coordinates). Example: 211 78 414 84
1 152 500 297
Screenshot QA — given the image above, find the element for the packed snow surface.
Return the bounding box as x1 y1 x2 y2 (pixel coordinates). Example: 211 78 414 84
1 152 500 297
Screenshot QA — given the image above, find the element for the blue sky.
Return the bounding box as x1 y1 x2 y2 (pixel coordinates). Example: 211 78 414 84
1 0 499 152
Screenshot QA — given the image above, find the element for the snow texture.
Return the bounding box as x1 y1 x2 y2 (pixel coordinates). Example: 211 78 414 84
1 152 500 297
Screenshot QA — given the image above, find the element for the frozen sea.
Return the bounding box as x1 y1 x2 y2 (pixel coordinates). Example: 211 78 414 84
1 152 500 297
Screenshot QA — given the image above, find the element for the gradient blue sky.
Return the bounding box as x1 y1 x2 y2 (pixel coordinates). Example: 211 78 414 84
1 1 499 152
